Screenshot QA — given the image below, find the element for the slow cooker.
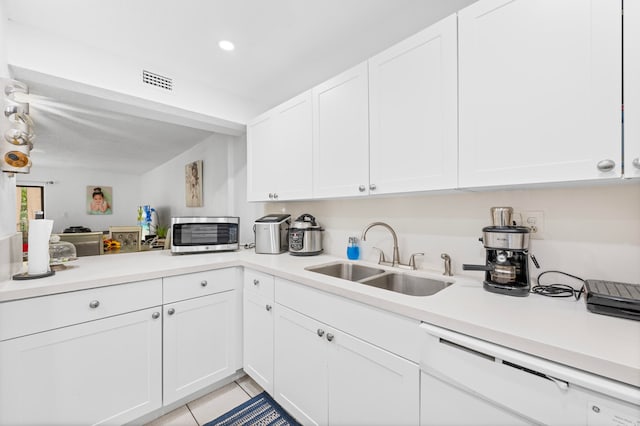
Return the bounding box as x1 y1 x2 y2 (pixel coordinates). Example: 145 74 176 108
288 213 323 256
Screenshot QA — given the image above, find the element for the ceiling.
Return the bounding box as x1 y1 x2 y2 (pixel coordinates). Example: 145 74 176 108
3 0 477 174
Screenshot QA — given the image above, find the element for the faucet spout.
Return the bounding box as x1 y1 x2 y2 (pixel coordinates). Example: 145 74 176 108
361 222 400 266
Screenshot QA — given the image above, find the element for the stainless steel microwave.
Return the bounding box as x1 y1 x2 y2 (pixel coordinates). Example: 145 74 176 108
170 216 239 254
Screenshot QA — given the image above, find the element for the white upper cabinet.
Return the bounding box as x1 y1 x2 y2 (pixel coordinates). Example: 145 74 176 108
368 14 458 195
458 0 622 187
312 62 370 198
625 0 640 179
247 91 313 201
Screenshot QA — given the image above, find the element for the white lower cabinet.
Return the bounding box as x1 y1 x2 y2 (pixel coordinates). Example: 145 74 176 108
274 303 420 426
274 304 328 426
162 268 242 406
243 269 276 394
0 307 162 425
0 269 243 425
163 291 239 405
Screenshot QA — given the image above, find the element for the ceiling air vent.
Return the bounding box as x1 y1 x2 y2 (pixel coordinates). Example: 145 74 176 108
142 70 173 91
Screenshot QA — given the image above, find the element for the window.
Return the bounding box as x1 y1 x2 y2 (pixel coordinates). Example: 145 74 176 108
16 185 44 233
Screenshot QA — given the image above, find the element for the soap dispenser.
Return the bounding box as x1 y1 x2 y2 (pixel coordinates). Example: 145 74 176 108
347 236 360 260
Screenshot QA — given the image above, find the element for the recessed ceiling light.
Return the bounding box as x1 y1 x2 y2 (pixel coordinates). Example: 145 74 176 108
218 40 235 51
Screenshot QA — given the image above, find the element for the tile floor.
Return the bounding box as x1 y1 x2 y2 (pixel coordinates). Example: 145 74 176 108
146 375 264 426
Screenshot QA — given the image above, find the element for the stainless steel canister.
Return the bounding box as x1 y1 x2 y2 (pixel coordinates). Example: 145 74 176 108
490 207 514 227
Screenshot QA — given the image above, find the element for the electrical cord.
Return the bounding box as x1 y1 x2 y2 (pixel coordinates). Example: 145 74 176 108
530 270 586 300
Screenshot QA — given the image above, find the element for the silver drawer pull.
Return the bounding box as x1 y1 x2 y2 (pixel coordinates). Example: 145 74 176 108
317 329 325 337
201 280 208 287
152 312 160 319
167 308 175 315
596 159 615 172
265 304 272 311
253 279 260 286
326 333 335 342
89 300 100 309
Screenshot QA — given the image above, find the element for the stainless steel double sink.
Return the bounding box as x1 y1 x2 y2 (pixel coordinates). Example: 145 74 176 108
305 261 452 297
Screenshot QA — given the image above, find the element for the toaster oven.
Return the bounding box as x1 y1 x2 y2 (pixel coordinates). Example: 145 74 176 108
170 216 239 254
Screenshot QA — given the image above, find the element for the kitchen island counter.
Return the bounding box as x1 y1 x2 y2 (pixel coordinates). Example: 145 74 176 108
1 249 638 389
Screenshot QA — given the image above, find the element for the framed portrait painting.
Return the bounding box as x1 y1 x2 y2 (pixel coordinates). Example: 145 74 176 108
185 160 203 207
87 186 112 215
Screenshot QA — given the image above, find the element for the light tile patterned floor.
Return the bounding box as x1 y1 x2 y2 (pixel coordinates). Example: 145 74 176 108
146 375 263 426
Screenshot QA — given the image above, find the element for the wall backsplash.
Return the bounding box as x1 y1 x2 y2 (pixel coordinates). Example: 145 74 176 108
269 182 640 284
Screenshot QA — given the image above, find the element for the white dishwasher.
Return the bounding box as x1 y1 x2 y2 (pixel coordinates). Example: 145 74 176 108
419 323 640 426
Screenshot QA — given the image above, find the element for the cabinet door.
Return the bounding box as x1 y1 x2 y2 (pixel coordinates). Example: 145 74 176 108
313 62 370 198
368 14 458 195
247 91 313 202
247 112 277 201
0 307 162 425
328 330 420 426
625 0 640 178
273 91 313 200
163 291 239 405
243 290 274 394
458 0 621 187
274 305 327 426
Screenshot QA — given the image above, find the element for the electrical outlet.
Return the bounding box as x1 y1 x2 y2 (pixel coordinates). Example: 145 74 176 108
522 211 545 239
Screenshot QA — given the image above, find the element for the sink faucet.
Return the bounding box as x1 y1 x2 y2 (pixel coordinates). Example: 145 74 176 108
361 222 401 266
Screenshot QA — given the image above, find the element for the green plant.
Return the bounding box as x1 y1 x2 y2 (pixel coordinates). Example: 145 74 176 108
156 225 168 238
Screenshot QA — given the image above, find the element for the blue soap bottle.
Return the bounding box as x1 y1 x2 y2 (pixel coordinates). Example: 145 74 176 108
347 237 360 260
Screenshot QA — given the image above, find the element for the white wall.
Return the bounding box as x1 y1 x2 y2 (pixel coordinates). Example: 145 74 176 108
272 182 640 284
141 133 232 227
16 167 142 234
140 133 264 246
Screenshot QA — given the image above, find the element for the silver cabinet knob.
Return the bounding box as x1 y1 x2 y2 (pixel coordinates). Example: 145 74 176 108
253 279 260 286
358 185 366 192
633 157 640 170
369 184 377 191
317 329 325 337
273 193 279 199
167 308 175 315
152 312 160 319
268 193 274 199
596 159 615 172
265 304 272 311
326 333 335 342
200 280 208 287
89 300 100 309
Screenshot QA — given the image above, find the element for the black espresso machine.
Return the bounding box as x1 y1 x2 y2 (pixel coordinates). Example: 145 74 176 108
463 207 532 297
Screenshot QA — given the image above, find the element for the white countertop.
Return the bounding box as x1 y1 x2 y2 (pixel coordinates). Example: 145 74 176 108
1 249 638 388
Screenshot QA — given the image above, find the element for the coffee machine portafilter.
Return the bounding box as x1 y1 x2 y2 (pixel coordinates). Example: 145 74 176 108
463 207 532 297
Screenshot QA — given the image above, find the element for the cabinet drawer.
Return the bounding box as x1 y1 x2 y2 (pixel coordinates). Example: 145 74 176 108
0 279 162 341
243 269 274 300
275 278 420 362
163 268 239 303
